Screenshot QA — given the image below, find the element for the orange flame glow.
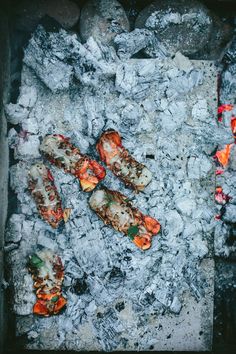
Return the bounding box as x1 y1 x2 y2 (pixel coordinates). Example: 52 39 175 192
215 186 231 205
218 104 234 114
214 144 233 168
216 169 224 175
231 116 236 137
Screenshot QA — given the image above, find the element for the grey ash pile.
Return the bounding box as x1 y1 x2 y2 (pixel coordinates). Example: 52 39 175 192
4 0 236 351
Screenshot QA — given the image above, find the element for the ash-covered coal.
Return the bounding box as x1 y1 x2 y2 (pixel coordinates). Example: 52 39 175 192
223 37 236 65
22 25 117 92
194 13 233 60
5 24 220 351
79 0 130 45
135 0 213 57
221 64 236 105
134 0 233 60
114 28 170 60
220 37 236 105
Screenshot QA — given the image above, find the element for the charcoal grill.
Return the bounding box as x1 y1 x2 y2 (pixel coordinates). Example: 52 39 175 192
0 1 236 353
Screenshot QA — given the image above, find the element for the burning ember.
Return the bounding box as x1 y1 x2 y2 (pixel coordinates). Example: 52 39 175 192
213 143 233 168
231 116 236 139
217 104 233 115
215 187 231 205
217 104 234 122
214 102 235 222
216 169 224 176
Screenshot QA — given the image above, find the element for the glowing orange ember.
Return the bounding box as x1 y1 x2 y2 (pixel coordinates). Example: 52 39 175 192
215 186 231 205
217 104 234 114
214 104 234 221
216 169 224 175
215 214 221 221
214 144 233 168
231 116 236 138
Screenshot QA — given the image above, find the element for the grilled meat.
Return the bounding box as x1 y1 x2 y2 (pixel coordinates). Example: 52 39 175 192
28 163 64 228
28 250 67 316
96 130 152 192
89 187 160 250
40 134 106 192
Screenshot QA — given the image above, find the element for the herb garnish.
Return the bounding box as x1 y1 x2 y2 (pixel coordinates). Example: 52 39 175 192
127 225 139 240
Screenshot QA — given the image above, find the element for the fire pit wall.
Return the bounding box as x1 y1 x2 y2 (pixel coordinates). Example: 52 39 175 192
2 0 236 352
0 9 10 353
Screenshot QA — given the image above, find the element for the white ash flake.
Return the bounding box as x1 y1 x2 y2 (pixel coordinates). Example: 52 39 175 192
5 26 220 351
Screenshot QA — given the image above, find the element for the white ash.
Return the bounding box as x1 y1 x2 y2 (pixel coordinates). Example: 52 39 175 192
5 86 37 125
22 26 117 92
229 144 236 171
5 214 26 244
6 25 220 351
214 221 235 258
223 205 236 224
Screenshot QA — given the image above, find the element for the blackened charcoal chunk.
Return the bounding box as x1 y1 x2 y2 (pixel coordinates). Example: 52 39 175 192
14 0 46 32
72 275 88 294
115 301 125 312
15 0 80 32
43 0 80 29
142 292 156 305
135 0 213 57
224 37 236 64
194 14 233 60
80 0 130 45
226 231 236 247
108 267 125 288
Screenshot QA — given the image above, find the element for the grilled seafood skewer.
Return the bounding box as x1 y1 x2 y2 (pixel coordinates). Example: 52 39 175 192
28 163 65 228
40 134 106 192
28 250 67 316
89 188 160 250
96 130 152 192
